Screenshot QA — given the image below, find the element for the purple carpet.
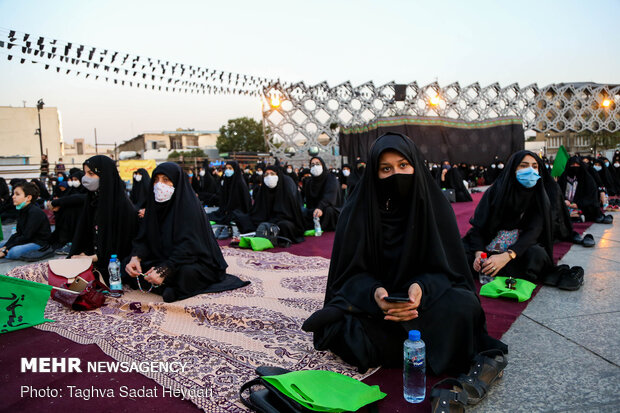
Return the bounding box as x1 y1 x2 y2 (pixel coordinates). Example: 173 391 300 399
0 194 591 412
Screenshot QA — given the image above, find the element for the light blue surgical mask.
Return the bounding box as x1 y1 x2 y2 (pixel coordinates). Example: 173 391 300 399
57 176 64 182
224 169 234 177
604 161 610 168
15 200 28 210
516 167 540 188
593 165 602 172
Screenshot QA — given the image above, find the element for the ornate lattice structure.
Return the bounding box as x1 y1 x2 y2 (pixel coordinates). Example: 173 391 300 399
261 81 620 163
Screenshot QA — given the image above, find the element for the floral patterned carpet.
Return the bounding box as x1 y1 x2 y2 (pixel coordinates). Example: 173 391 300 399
8 248 373 412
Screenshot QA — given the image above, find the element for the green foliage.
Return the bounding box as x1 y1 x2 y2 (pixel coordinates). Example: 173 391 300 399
168 151 181 159
216 117 267 153
580 131 620 152
167 148 205 160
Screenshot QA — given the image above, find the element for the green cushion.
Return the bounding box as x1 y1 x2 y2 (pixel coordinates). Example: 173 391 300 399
263 370 386 412
479 277 536 302
304 229 316 237
238 237 274 251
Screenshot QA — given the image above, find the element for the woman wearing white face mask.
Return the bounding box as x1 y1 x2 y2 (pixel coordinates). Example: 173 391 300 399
302 156 341 231
48 170 88 253
193 159 221 207
124 162 247 302
232 165 306 243
130 168 151 217
69 155 139 286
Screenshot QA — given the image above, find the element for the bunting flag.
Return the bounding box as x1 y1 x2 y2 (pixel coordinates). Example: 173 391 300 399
0 27 283 97
0 274 54 334
551 145 570 178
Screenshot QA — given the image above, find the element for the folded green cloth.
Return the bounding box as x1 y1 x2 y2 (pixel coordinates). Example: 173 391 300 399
479 276 536 302
238 237 274 251
263 370 386 412
209 221 216 225
304 229 316 237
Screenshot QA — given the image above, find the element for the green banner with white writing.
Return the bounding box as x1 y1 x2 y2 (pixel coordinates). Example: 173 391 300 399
0 274 54 333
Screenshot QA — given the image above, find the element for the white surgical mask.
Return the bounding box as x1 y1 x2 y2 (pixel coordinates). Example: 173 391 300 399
199 170 205 176
614 163 620 168
310 165 323 177
286 168 292 173
73 180 81 187
67 180 74 188
256 170 263 176
498 164 504 169
135 175 142 182
154 182 175 202
81 175 100 192
491 164 496 169
342 169 350 177
264 175 279 188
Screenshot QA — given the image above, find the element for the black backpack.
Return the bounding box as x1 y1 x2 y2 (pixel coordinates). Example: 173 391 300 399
255 222 291 247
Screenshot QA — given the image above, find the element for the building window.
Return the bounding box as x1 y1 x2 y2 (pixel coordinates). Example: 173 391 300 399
548 137 561 148
574 136 590 147
76 142 83 155
170 136 182 149
151 141 158 150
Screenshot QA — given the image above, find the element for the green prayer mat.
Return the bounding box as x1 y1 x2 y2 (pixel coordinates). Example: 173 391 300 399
238 237 274 251
479 276 536 302
0 274 54 333
263 370 386 412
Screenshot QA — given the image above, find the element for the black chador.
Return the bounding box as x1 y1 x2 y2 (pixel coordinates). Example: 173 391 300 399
208 161 251 224
125 162 247 302
193 159 220 206
437 164 473 202
70 155 138 284
557 156 603 221
49 170 87 248
303 133 505 375
302 156 341 231
462 151 554 283
129 168 151 209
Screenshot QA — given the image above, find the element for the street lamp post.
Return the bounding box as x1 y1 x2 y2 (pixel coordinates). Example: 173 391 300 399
36 99 45 157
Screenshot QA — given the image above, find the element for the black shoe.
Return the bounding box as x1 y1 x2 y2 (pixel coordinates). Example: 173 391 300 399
541 264 569 287
571 232 584 245
581 234 595 248
603 215 613 224
557 266 584 291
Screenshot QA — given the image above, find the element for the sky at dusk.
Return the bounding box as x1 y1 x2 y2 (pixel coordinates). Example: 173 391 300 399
1 0 619 145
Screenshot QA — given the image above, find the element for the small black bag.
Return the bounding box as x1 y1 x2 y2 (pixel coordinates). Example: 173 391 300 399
442 188 456 203
255 223 292 247
240 366 311 413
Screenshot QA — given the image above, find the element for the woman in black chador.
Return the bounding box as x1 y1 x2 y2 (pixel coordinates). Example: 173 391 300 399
303 133 506 375
48 170 88 250
437 161 473 202
302 156 341 231
246 165 305 243
207 161 251 225
124 163 247 302
462 151 554 283
193 159 220 207
129 168 151 211
69 155 139 284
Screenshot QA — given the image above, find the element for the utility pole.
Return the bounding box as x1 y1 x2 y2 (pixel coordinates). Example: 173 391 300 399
94 128 99 154
36 99 45 157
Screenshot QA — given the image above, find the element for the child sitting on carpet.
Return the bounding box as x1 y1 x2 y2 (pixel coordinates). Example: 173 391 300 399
0 182 51 260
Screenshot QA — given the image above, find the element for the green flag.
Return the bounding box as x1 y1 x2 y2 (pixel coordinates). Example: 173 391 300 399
0 274 54 334
551 145 570 178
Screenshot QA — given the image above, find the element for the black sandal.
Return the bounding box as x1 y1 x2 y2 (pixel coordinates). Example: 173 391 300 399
430 378 468 413
457 349 508 405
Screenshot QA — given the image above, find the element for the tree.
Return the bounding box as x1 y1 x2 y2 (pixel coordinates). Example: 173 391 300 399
216 117 267 153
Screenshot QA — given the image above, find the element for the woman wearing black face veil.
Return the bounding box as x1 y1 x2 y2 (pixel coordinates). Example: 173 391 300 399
437 161 473 202
303 133 505 375
302 156 341 231
247 165 305 243
69 155 139 285
207 161 251 225
462 151 554 283
558 156 610 223
124 163 248 302
129 168 151 210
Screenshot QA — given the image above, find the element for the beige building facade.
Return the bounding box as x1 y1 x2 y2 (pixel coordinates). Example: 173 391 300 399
0 106 64 163
117 129 219 161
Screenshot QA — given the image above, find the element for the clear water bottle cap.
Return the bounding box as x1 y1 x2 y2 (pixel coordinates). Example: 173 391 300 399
408 330 421 341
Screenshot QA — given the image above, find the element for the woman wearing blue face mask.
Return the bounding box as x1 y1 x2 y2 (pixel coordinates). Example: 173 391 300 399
0 182 51 260
207 161 251 231
462 151 560 285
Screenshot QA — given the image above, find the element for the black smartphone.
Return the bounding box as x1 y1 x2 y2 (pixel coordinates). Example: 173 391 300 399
383 296 410 303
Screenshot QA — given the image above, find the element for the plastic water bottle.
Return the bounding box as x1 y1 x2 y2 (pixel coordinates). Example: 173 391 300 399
313 216 323 237
108 254 123 295
403 329 426 403
479 252 492 284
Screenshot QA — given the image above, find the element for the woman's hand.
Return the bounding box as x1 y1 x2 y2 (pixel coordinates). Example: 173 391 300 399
125 256 142 277
374 286 420 322
144 267 165 285
481 252 511 277
473 251 484 272
0 249 6 258
313 208 323 218
138 208 145 218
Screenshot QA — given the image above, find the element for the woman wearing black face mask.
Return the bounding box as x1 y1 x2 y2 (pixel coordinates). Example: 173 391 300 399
303 133 506 377
69 155 139 285
558 157 611 224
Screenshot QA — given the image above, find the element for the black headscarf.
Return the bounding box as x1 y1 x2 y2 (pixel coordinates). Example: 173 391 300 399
220 161 251 214
132 162 228 277
70 155 138 265
129 168 151 209
250 165 305 240
467 150 553 261
537 155 573 241
283 164 299 184
31 179 51 201
325 133 475 308
0 177 9 200
557 156 600 213
436 163 473 202
595 157 619 196
68 170 87 195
